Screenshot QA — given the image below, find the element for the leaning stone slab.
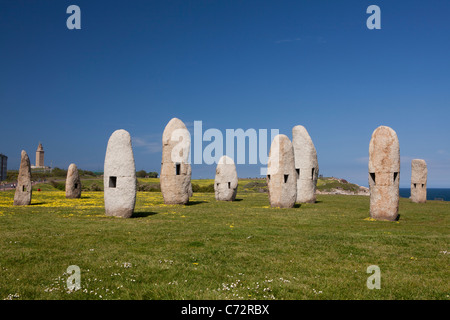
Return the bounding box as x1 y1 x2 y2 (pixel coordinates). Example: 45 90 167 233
14 150 32 206
368 126 400 221
160 118 192 204
104 129 136 218
66 163 81 199
292 125 319 203
411 159 427 203
215 156 238 201
267 134 297 208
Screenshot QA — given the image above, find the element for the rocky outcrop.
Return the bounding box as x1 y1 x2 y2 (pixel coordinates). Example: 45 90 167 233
104 129 137 218
368 126 400 221
215 156 238 201
65 163 81 199
13 150 32 206
267 134 297 208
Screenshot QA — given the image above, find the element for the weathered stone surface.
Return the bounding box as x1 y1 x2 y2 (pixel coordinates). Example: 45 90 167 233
14 150 32 206
66 163 81 199
292 125 319 203
160 118 192 204
215 156 238 201
411 159 427 203
104 129 136 218
368 126 400 221
267 134 297 208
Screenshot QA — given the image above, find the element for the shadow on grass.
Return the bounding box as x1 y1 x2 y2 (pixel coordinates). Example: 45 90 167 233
132 212 158 218
233 199 244 202
186 201 206 206
294 203 302 208
31 202 47 206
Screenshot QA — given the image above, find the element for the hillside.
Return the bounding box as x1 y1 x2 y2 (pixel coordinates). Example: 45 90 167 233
18 176 369 196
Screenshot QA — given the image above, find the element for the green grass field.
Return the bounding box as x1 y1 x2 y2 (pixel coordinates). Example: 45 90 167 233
0 187 448 300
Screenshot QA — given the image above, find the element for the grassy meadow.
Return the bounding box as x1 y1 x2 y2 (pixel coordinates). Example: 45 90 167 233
0 182 448 300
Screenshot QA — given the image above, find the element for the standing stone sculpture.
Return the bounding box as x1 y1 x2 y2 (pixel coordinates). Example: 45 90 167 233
267 134 297 208
13 150 32 206
292 125 319 203
104 129 136 218
368 126 400 221
160 118 192 204
215 156 238 201
411 159 427 203
65 163 81 199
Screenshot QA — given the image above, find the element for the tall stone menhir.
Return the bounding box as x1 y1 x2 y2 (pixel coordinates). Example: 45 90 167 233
160 118 192 204
66 163 81 199
292 125 319 203
267 134 297 208
411 159 427 203
215 156 238 201
14 150 32 206
104 129 137 218
368 126 400 221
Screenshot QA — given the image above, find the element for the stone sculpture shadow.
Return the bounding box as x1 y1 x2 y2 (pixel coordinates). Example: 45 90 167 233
185 200 206 206
131 211 158 218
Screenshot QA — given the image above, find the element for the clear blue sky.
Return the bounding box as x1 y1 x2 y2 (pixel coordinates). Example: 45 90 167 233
1 0 449 187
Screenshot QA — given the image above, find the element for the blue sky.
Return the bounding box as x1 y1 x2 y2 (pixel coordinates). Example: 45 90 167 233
1 0 449 187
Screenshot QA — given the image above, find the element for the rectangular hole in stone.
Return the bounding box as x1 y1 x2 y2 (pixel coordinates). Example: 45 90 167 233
284 174 288 183
22 186 26 192
109 176 117 188
414 183 416 189
312 168 315 180
228 182 231 189
176 163 181 175
74 183 78 189
216 183 219 187
296 168 300 178
369 172 376 185
267 175 271 180
422 184 424 188
393 172 399 183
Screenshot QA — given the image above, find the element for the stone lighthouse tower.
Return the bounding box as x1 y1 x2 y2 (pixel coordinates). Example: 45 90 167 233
36 143 44 167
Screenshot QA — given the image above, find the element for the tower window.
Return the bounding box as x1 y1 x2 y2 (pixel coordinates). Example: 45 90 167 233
109 176 117 188
176 163 181 175
267 175 271 180
312 168 315 180
414 183 416 189
296 168 300 178
284 174 288 183
422 184 424 188
228 182 231 189
74 183 78 189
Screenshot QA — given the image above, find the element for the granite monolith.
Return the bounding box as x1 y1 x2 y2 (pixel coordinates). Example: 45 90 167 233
267 134 297 208
411 159 427 203
104 129 136 218
215 156 238 201
292 125 319 203
160 118 192 204
13 150 32 206
368 126 400 221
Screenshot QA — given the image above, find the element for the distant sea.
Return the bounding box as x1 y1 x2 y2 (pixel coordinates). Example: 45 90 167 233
399 188 450 201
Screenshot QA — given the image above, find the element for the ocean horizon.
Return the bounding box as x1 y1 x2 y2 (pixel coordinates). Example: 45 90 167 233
399 188 450 201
